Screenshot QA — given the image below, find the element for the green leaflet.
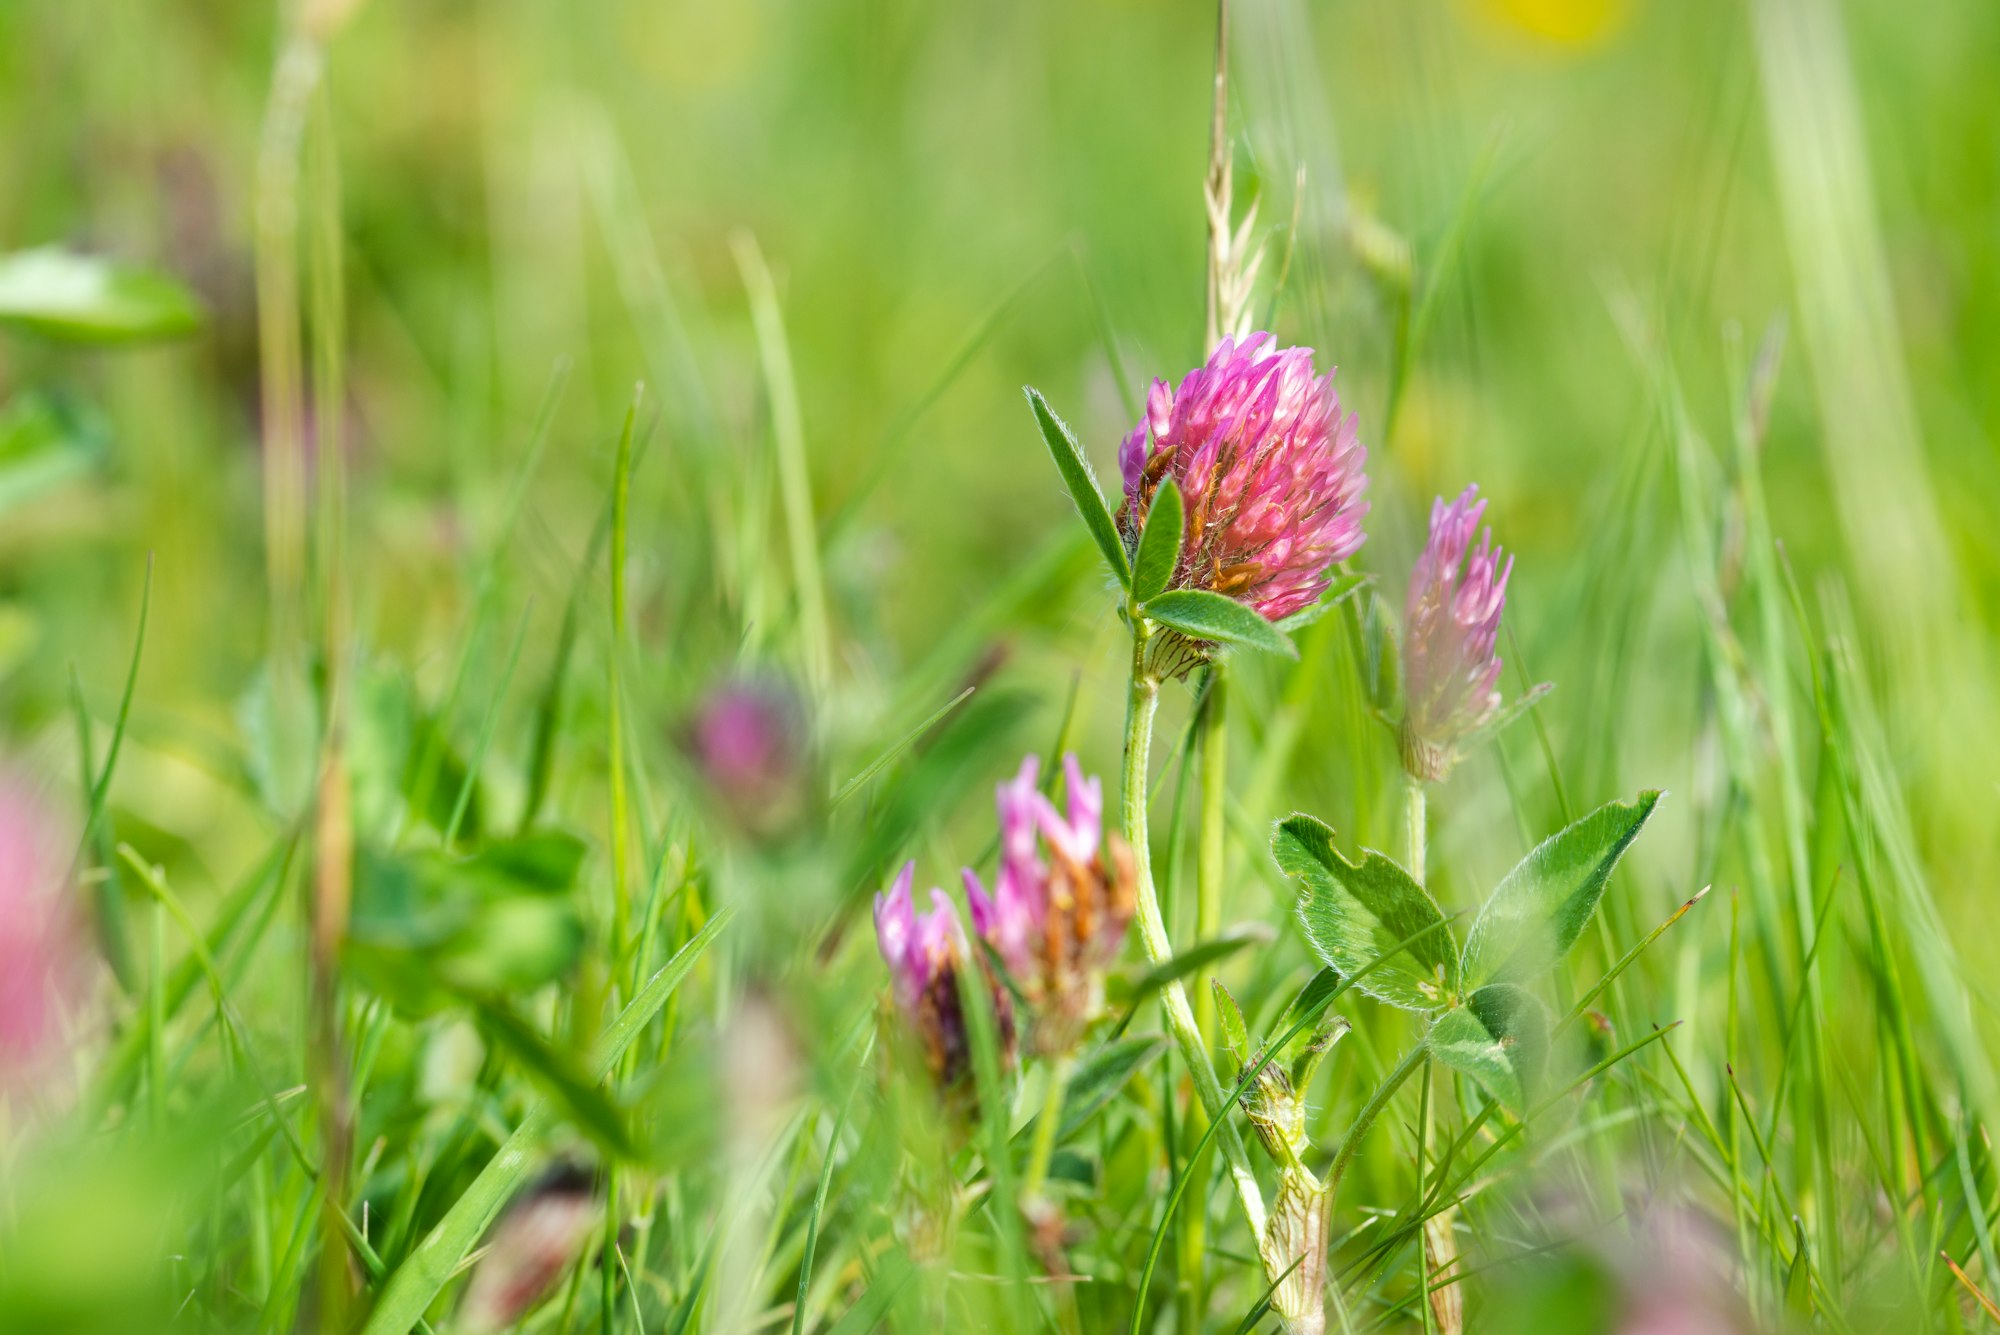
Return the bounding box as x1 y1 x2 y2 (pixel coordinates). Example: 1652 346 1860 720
1426 983 1549 1113
0 246 202 343
1025 386 1130 589
1147 588 1297 659
1130 476 1184 602
1460 791 1662 989
1274 813 1457 1011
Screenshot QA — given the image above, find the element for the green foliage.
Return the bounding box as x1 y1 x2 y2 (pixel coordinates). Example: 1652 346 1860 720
0 246 202 344
1274 813 1457 1009
1425 983 1549 1112
1055 1034 1169 1141
5 2 1999 1331
1145 588 1298 658
345 834 588 1008
0 391 105 516
1025 386 1130 590
1130 476 1184 602
1459 791 1662 989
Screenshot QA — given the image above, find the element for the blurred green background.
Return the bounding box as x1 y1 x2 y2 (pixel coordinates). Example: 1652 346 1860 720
5 0 1996 859
5 0 2000 1327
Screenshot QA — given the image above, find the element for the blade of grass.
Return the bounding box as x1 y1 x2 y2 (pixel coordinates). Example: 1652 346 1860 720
359 905 735 1335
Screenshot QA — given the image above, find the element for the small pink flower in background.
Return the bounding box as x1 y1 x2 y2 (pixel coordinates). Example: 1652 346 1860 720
962 754 1133 1057
458 1162 597 1333
0 771 81 1093
1117 333 1368 624
681 677 806 837
874 864 1008 1086
1400 485 1514 782
873 753 1131 1078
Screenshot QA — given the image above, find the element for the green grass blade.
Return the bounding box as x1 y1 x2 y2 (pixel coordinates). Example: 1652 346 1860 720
358 905 735 1335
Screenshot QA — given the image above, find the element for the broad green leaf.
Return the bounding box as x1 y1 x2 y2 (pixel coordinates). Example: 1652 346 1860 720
1273 813 1456 1010
1056 1034 1169 1141
0 246 202 344
459 831 588 894
1130 476 1184 602
346 840 588 1010
1460 790 1663 988
1145 588 1297 659
1024 386 1130 589
1212 979 1252 1062
1426 983 1548 1112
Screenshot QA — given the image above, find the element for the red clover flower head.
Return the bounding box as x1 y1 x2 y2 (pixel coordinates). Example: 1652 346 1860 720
874 863 1010 1087
1117 333 1369 625
1400 485 1514 782
962 754 1133 1057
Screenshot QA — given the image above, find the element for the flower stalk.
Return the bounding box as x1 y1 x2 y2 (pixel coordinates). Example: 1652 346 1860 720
1121 622 1269 1246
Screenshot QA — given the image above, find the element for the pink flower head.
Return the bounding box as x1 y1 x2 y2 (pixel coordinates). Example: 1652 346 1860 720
874 864 963 1013
1401 486 1514 781
962 754 1131 1056
682 676 806 837
0 771 81 1092
962 756 1046 976
874 863 1001 1086
1117 333 1368 624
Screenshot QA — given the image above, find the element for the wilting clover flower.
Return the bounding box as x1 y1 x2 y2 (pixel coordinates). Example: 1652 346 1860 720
1400 485 1514 783
680 676 807 838
874 865 1012 1088
0 771 81 1095
1116 333 1368 625
961 755 1134 1057
458 1162 597 1333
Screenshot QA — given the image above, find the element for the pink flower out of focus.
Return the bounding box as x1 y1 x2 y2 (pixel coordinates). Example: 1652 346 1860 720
961 754 1133 1056
682 677 806 837
873 864 998 1087
872 753 1132 1080
0 772 80 1093
1401 485 1513 782
1117 333 1368 624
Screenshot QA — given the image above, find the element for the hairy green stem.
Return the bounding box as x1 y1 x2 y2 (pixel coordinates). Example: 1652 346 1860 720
1183 668 1227 1329
1124 630 1268 1243
1404 775 1427 885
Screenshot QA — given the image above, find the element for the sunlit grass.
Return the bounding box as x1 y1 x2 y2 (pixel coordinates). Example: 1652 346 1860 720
1 0 1998 1332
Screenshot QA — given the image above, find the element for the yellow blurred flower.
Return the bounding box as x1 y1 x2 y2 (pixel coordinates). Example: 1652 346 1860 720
1481 0 1631 46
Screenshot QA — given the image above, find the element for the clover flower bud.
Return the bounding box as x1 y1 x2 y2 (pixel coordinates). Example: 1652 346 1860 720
1400 485 1514 782
1117 333 1369 631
